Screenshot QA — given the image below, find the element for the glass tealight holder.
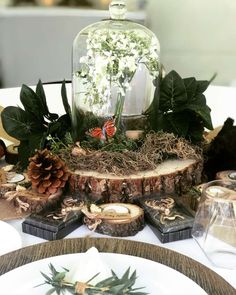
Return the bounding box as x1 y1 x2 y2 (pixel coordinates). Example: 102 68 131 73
192 180 236 269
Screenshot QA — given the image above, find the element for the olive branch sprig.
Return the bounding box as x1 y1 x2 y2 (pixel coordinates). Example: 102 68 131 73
38 263 148 295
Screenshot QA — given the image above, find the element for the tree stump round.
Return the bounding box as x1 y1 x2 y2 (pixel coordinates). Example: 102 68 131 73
69 159 203 202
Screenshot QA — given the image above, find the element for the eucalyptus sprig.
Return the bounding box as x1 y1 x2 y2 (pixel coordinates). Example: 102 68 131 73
1 80 71 168
39 263 148 295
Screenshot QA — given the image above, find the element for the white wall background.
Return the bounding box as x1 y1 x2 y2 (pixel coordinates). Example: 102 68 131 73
147 0 236 86
1 1 236 87
0 7 145 88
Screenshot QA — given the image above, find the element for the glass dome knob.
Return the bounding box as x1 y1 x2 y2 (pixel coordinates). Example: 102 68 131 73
109 0 127 20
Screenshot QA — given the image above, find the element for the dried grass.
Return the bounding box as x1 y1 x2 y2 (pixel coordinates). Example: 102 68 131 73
60 132 202 175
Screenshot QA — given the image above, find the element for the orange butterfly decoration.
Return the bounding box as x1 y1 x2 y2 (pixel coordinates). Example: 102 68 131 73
87 117 117 141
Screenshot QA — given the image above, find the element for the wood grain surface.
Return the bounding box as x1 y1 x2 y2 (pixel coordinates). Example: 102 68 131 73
0 237 235 295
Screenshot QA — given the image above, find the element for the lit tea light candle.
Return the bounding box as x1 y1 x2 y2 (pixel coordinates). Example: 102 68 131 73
125 130 144 140
206 186 236 201
205 186 228 198
103 204 129 214
229 172 236 180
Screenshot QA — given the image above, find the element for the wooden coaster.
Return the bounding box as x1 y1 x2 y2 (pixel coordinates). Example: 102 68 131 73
84 203 145 237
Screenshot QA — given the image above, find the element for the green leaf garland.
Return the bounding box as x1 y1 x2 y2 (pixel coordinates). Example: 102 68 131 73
39 264 147 295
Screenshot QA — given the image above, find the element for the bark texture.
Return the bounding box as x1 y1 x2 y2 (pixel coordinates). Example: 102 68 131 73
84 203 145 237
69 159 203 202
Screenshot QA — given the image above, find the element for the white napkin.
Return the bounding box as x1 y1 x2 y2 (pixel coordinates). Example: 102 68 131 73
0 221 22 255
66 247 111 285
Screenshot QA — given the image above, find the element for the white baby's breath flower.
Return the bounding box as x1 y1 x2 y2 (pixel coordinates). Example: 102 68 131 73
78 28 159 108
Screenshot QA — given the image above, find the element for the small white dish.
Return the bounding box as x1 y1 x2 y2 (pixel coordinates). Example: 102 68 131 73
0 220 22 256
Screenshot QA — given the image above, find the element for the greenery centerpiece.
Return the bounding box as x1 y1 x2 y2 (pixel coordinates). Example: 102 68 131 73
0 0 214 211
0 69 212 207
71 0 160 141
1 70 212 171
39 264 147 295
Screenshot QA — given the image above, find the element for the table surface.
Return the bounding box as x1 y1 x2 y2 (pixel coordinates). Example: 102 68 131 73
0 83 236 127
0 83 236 290
0 237 235 295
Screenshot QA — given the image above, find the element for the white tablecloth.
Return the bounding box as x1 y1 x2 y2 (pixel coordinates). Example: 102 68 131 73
0 83 236 126
0 84 236 289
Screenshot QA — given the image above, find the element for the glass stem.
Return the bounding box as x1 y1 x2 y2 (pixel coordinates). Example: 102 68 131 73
115 92 125 131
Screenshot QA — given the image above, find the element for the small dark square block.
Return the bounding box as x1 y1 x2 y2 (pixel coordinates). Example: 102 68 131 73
137 195 195 243
22 205 83 241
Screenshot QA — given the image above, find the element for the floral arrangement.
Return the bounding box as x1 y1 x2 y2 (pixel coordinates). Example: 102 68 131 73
77 29 159 125
1 70 213 170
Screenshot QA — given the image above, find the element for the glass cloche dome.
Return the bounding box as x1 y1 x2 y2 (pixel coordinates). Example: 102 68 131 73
72 0 160 142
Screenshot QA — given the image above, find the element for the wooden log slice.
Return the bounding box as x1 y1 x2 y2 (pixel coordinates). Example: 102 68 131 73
84 203 145 237
69 159 203 202
4 189 63 213
0 183 16 198
216 170 236 181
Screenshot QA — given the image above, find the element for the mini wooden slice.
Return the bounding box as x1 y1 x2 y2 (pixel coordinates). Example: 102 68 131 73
216 170 236 181
84 203 145 237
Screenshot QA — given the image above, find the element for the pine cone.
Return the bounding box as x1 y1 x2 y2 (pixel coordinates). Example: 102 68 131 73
28 149 70 195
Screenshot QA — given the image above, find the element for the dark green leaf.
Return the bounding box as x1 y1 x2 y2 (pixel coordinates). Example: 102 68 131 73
86 272 100 284
40 271 52 283
188 126 204 143
95 276 114 287
110 285 127 293
48 114 71 139
18 141 31 169
49 263 58 276
160 70 187 112
163 112 190 137
209 72 217 84
111 270 119 280
129 270 137 282
121 267 131 281
183 77 197 100
61 80 71 117
180 94 213 130
48 121 62 135
144 76 161 132
186 115 205 143
192 105 213 130
48 113 59 121
36 80 59 121
20 84 44 121
18 132 47 168
1 106 35 140
195 80 209 93
36 80 49 116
